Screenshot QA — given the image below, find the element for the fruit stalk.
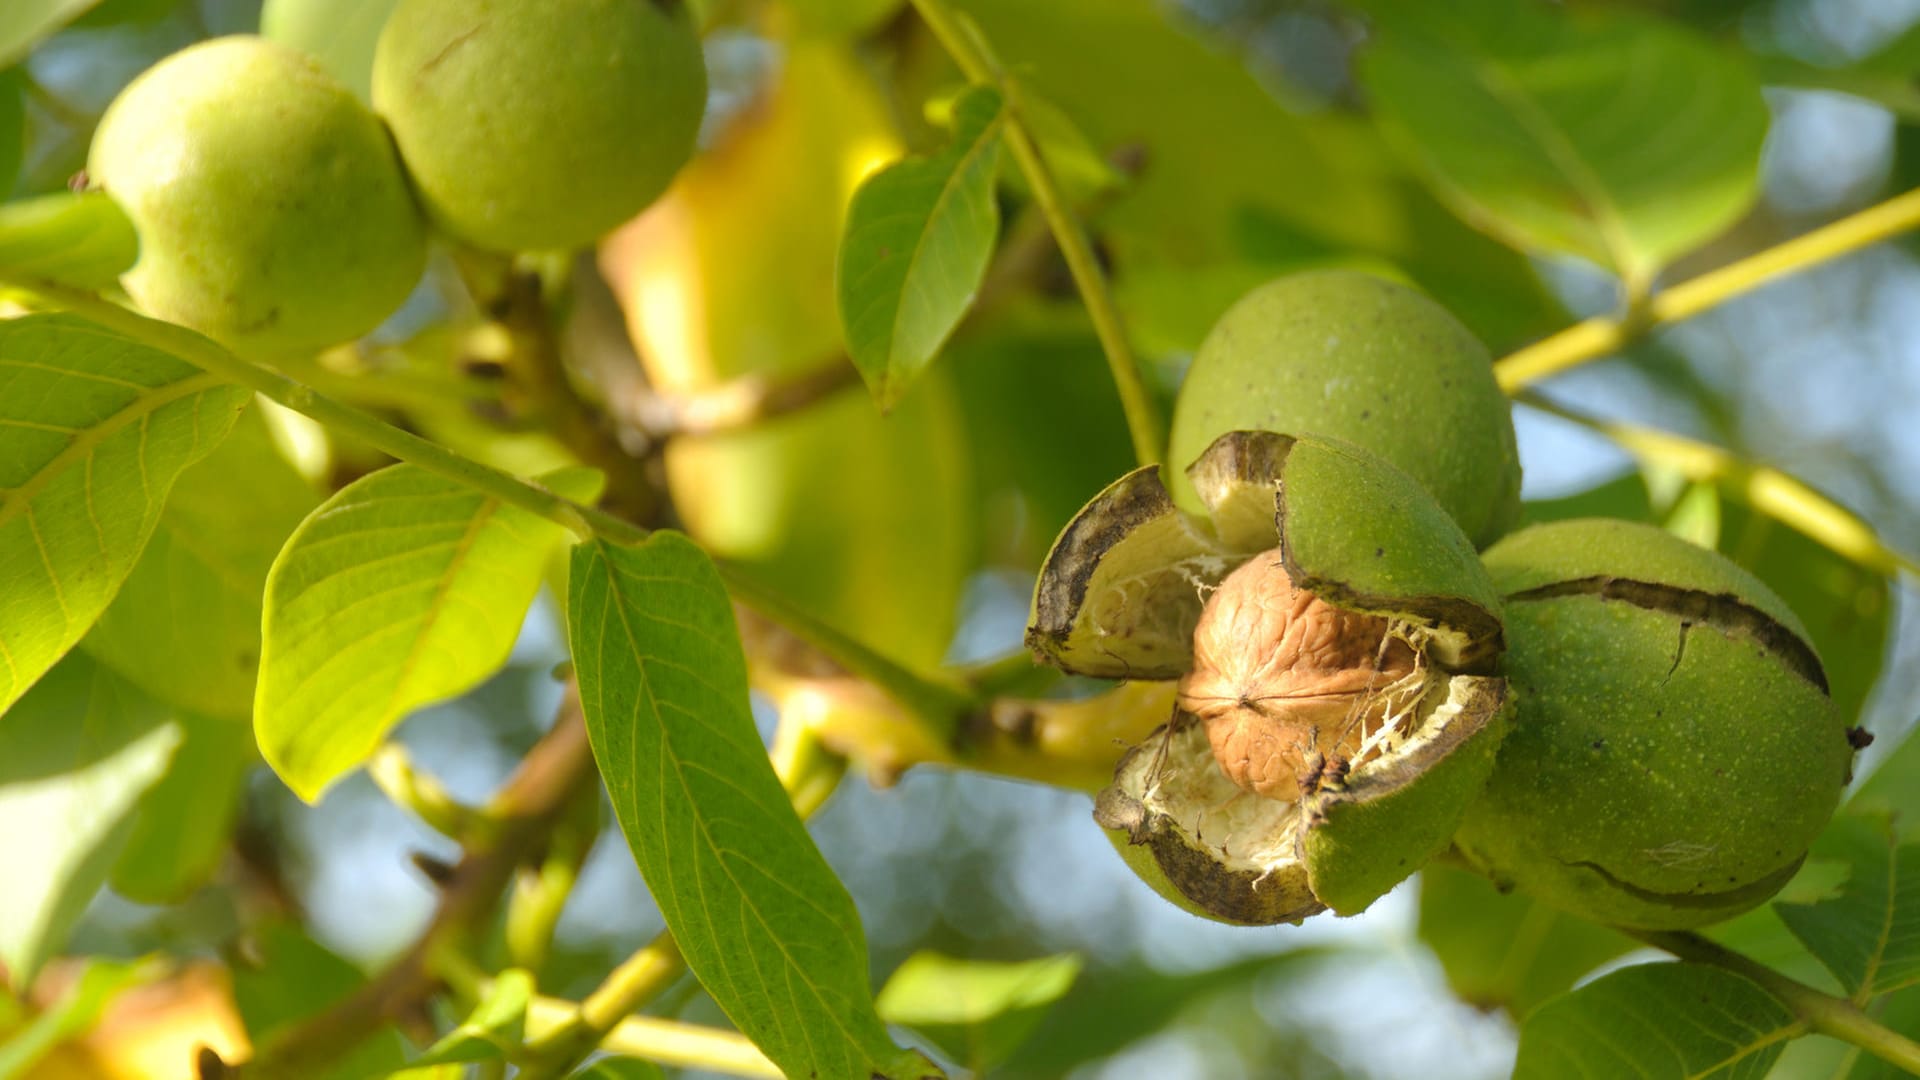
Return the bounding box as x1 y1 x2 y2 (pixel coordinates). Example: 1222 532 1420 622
1637 930 1920 1075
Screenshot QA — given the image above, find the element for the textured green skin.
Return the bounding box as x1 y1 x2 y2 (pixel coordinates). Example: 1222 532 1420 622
89 36 427 354
373 0 706 252
1455 520 1851 930
1277 435 1504 651
1168 270 1521 548
1304 682 1507 916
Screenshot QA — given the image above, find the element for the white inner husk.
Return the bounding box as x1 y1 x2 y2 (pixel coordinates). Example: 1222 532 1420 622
1125 642 1480 878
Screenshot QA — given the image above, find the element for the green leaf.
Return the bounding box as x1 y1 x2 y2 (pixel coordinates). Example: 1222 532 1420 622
389 968 531 1071
0 315 248 716
567 1058 665 1080
258 0 401 103
0 69 22 197
875 951 1082 1071
567 532 931 1080
783 0 903 38
1515 962 1797 1079
0 957 148 1080
108 708 251 903
0 654 178 986
1360 0 1767 291
84 407 319 719
0 193 140 291
0 1 101 69
1417 863 1636 1019
234 924 412 1079
838 85 1005 409
256 464 601 802
952 0 1559 350
1775 816 1920 999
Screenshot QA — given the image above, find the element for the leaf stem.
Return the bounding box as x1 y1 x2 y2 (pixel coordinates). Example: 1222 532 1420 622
1637 930 1920 1075
1517 390 1919 579
905 0 1166 467
1495 186 1920 392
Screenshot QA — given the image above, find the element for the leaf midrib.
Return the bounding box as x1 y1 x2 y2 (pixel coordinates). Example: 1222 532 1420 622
592 542 882 1078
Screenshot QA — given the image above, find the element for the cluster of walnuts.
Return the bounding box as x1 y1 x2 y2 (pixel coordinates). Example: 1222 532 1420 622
1031 270 1856 931
87 0 707 355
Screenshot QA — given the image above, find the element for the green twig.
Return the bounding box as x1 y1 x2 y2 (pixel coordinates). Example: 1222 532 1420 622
905 0 1165 468
514 724 845 1076
1517 391 1919 580
0 276 974 736
1 277 624 545
522 992 782 1078
1638 930 1920 1075
1495 186 1920 392
367 744 478 840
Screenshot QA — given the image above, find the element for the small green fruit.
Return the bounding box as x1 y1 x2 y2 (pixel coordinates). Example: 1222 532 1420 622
1454 519 1855 930
1031 431 1509 924
1168 270 1521 548
373 0 707 252
88 36 428 354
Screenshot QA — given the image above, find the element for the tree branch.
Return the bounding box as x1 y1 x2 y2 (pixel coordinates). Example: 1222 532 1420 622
1495 186 1920 392
1517 391 1919 579
232 695 597 1079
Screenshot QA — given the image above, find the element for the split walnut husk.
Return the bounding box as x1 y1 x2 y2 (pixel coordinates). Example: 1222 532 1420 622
1030 431 1509 923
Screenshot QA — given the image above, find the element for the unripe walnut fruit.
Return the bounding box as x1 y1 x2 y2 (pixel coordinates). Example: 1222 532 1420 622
88 36 428 354
1168 270 1521 548
1454 519 1855 930
373 0 707 252
1031 431 1510 924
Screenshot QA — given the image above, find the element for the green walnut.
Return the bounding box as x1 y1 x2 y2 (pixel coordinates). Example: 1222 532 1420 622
1168 270 1521 549
372 0 707 252
1453 518 1855 930
88 36 428 354
1030 430 1509 924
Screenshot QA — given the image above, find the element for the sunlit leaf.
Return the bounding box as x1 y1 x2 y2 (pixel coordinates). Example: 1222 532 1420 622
1361 0 1767 291
876 951 1082 1071
0 314 249 716
0 958 148 1080
258 0 400 103
0 654 177 986
839 84 1005 409
108 708 251 904
567 532 932 1080
256 464 601 802
388 969 531 1072
1417 863 1635 1019
1776 815 1920 999
1515 962 1797 1079
84 406 319 719
0 194 139 290
0 1 101 69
